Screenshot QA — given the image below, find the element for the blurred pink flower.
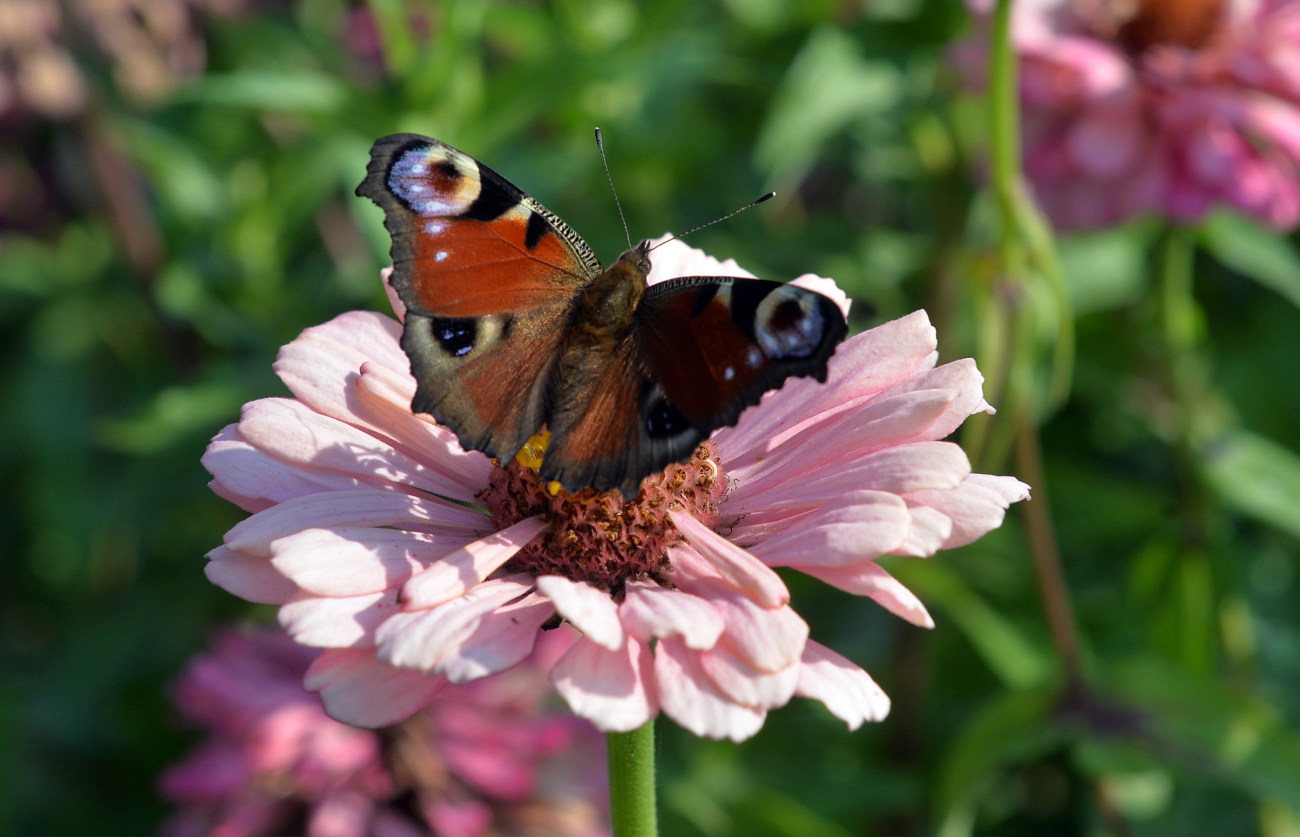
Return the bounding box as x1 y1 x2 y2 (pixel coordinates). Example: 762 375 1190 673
958 0 1300 230
202 238 1029 742
161 626 607 837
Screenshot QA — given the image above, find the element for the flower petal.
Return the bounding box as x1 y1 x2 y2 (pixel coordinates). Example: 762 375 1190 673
434 594 555 683
225 489 486 557
278 590 399 648
237 398 473 502
618 581 725 650
697 642 800 708
892 504 954 557
205 546 300 604
796 640 891 728
675 576 809 673
375 576 534 672
670 510 788 607
653 637 766 742
402 518 545 610
752 490 912 567
552 636 658 733
797 560 934 627
536 576 624 650
907 473 1031 548
204 422 361 513
718 311 938 468
305 648 445 729
268 528 455 597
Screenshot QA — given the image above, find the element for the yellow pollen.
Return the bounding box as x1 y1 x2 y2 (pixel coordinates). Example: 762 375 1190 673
515 430 551 470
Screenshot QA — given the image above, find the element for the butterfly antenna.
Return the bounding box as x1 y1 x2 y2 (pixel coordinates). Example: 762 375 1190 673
648 191 776 252
594 128 633 249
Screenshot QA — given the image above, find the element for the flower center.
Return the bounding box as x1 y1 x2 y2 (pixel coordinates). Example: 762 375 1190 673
479 440 728 597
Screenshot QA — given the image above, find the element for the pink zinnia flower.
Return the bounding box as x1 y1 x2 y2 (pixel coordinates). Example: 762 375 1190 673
958 0 1300 230
202 238 1029 742
161 626 607 837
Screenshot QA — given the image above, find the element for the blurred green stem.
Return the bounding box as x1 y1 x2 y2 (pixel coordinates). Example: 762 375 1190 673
987 0 1084 688
985 0 1075 419
607 722 658 837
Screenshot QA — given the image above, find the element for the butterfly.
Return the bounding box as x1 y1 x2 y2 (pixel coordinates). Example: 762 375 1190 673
356 133 848 498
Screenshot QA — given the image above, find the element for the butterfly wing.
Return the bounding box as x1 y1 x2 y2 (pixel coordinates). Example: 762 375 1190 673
540 275 848 497
357 134 602 463
637 276 847 427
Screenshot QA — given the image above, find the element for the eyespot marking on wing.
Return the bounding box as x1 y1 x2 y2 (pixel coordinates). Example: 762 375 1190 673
425 315 511 359
430 317 478 358
641 387 692 440
388 146 482 216
754 285 826 359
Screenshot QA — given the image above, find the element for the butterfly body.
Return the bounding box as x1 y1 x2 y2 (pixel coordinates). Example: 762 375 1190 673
358 133 847 497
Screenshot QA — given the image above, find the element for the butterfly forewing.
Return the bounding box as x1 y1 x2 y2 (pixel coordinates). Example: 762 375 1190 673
358 134 601 318
358 133 603 464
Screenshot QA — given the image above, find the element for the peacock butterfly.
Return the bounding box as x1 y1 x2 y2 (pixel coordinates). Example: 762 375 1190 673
356 133 847 498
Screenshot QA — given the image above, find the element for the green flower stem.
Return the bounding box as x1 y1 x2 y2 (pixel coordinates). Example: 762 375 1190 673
988 0 1075 414
987 0 1084 689
607 722 658 837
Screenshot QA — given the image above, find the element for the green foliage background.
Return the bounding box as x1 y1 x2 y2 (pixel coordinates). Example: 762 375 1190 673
3 1 1299 835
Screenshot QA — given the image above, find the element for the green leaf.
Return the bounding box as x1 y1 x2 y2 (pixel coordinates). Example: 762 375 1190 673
1105 657 1300 813
934 685 1063 837
1203 429 1300 540
1200 212 1300 309
754 27 900 191
173 71 348 114
888 559 1054 690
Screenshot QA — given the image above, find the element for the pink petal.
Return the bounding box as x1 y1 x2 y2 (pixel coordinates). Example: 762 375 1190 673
728 389 958 497
717 311 938 464
552 636 658 733
354 361 493 492
375 576 534 671
697 642 800 708
674 576 809 673
619 581 725 650
278 590 399 648
402 518 546 610
434 594 554 683
669 511 788 607
237 398 472 501
204 422 361 512
536 576 624 650
906 473 1031 548
751 490 912 567
281 309 410 375
799 441 971 496
653 637 765 742
305 648 445 729
796 561 934 627
224 490 486 557
307 790 373 837
892 504 954 557
268 528 456 597
796 640 891 728
205 546 300 604
1066 104 1145 178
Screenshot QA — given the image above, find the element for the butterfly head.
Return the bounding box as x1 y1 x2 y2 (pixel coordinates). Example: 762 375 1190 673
619 239 654 279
